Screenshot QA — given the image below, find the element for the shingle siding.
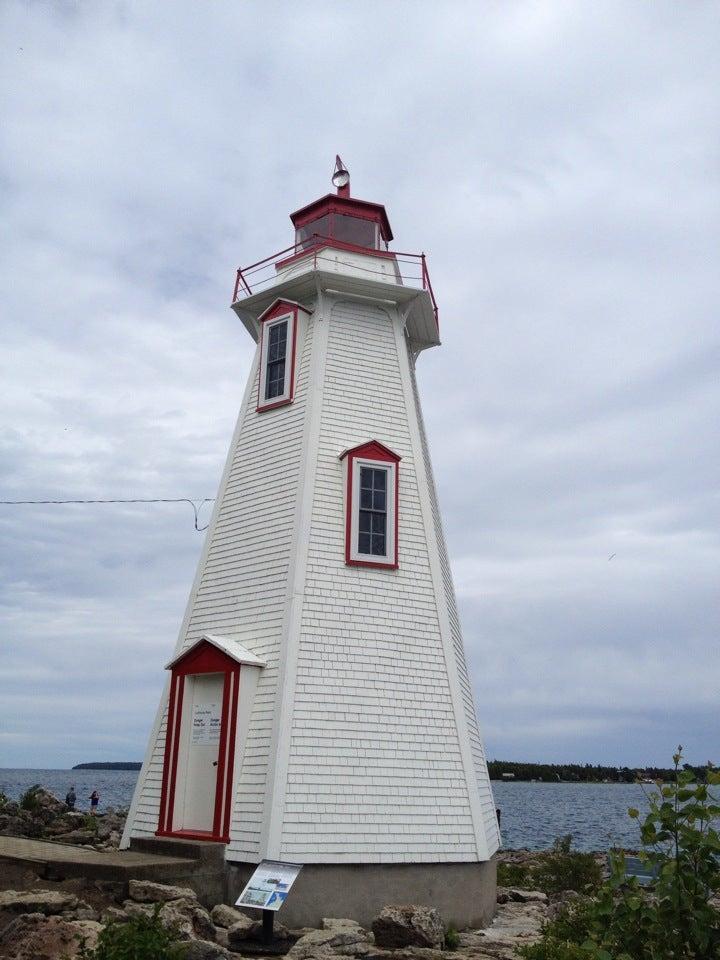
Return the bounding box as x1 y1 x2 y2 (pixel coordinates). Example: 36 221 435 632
127 295 498 863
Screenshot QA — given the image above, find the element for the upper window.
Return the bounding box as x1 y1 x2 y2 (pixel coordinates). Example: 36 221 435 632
340 440 401 569
265 320 287 400
256 299 308 412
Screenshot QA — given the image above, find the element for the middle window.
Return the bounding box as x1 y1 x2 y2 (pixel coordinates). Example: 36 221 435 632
358 466 387 557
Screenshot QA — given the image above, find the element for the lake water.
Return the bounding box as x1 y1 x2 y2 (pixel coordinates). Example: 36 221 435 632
1 769 652 852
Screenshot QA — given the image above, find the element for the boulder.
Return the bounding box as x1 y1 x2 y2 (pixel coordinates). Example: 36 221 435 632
122 897 215 941
179 939 232 959
102 906 129 923
54 829 98 845
288 925 370 959
371 906 444 950
321 918 365 933
507 889 548 904
0 913 102 959
212 903 251 929
128 879 198 903
0 889 79 915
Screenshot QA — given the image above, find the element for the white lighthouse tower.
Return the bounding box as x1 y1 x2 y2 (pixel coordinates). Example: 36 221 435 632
123 160 500 927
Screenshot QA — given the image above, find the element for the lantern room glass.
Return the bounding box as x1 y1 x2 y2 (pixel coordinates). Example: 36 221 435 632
295 212 382 252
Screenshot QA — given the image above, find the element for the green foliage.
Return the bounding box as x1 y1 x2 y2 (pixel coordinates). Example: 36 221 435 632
534 837 603 897
497 837 602 897
19 784 42 811
83 814 99 833
518 898 596 959
0 790 8 806
497 859 534 888
488 760 682 783
79 908 185 960
444 924 460 951
523 748 720 960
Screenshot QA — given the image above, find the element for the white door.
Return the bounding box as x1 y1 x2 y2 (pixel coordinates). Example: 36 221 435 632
173 673 224 833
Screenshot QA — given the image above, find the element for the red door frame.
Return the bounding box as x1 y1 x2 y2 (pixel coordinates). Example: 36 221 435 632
156 641 240 843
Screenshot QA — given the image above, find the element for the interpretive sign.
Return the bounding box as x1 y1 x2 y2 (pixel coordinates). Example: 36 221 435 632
191 703 221 746
235 860 303 911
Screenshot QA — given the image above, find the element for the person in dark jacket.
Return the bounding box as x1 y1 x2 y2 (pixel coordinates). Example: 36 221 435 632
65 786 76 810
89 790 99 815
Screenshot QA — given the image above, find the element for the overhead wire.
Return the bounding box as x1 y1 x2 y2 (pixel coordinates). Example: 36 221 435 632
0 497 216 531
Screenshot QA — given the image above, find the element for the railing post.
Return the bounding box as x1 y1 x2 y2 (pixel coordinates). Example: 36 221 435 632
421 253 427 290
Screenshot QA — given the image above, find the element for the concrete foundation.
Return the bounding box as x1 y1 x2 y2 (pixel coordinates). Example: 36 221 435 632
226 859 497 930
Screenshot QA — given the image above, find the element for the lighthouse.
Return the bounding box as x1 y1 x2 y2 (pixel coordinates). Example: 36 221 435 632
123 160 500 927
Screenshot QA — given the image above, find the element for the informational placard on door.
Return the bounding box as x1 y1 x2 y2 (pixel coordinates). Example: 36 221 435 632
191 702 221 745
235 860 303 911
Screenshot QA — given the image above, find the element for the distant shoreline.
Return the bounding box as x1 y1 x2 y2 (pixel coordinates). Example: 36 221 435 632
488 759 708 783
71 762 142 770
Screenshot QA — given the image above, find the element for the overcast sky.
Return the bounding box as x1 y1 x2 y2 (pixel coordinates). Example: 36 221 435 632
1 2 718 770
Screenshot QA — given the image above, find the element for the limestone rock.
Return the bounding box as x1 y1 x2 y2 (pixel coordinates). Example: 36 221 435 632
121 897 215 941
507 889 548 904
102 906 129 923
0 913 102 959
321 918 365 932
162 898 216 942
0 889 79 915
212 903 252 929
371 906 444 950
226 914 257 948
178 938 232 959
288 924 370 959
128 879 198 903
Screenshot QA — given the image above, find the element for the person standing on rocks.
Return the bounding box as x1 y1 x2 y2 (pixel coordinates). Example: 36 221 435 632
65 786 76 810
88 789 99 815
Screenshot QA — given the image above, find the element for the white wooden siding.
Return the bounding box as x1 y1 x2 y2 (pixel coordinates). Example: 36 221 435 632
279 302 481 863
408 355 500 855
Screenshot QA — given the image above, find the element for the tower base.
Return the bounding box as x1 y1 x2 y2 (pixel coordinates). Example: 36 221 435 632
226 859 497 929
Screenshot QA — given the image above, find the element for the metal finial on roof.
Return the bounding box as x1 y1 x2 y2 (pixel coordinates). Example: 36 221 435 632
331 155 350 196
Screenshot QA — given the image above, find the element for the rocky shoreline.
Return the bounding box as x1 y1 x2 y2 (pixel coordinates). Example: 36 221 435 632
0 788 589 960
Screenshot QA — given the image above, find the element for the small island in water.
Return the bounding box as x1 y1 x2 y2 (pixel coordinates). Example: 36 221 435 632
72 762 142 770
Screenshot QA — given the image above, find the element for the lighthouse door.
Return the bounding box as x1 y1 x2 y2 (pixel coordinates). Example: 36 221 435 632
174 673 224 833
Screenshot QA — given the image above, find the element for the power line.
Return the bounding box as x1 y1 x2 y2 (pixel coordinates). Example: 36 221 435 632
0 497 216 531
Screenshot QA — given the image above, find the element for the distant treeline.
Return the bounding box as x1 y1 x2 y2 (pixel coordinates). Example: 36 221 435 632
488 760 711 783
72 762 142 770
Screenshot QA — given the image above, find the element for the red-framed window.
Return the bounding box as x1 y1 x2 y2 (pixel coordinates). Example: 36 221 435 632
340 440 401 570
256 299 308 413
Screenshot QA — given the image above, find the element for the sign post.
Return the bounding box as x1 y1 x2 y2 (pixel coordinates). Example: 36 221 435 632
235 860 303 944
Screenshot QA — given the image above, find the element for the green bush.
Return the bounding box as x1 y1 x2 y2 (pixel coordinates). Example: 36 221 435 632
522 748 720 960
497 860 534 888
79 908 185 960
534 836 602 897
20 784 42 811
444 924 460 950
497 837 602 897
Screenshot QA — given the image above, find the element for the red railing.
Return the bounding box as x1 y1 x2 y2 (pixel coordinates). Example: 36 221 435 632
232 235 439 329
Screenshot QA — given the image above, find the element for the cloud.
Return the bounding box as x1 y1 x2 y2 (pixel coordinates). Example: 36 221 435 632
1 1 718 769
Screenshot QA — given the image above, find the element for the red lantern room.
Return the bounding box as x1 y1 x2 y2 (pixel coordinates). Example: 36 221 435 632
290 156 393 253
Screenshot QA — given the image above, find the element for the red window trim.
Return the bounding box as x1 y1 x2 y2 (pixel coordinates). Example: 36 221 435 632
340 440 401 570
256 299 308 413
156 641 241 844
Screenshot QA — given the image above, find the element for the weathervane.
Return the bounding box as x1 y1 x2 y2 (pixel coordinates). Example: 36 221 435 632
331 155 350 196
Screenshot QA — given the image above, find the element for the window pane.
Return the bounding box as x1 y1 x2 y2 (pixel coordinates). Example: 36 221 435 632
360 489 372 510
266 359 285 399
359 511 371 533
334 214 377 249
295 216 330 249
358 532 371 554
372 490 386 511
371 533 386 555
373 470 386 491
371 513 386 536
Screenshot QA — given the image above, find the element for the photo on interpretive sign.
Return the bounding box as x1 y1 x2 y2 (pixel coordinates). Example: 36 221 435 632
235 860 302 911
